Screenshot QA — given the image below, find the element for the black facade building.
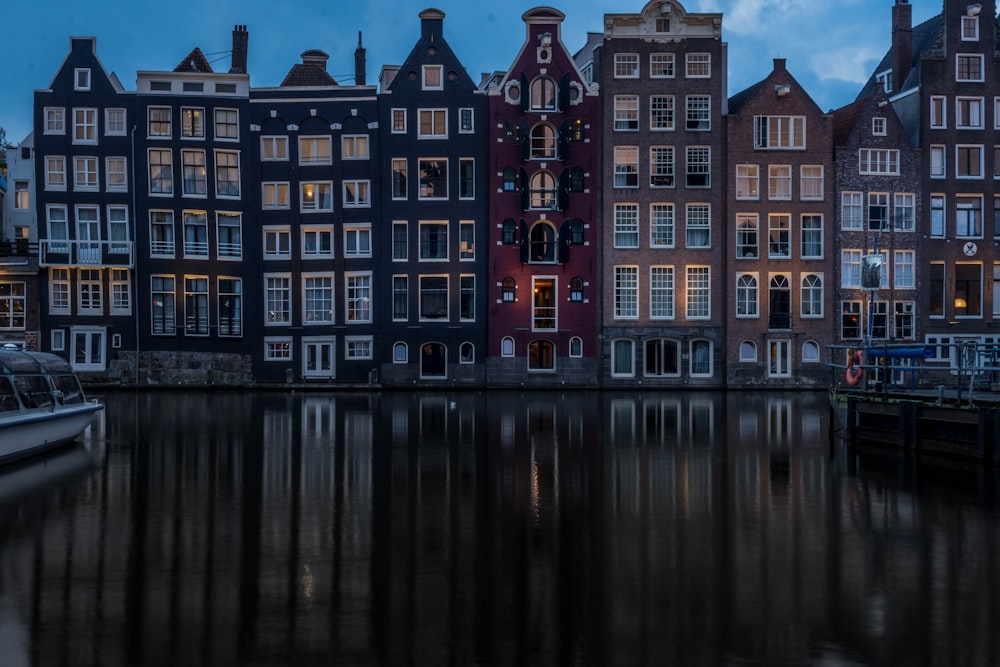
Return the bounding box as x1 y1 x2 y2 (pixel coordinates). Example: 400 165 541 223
377 9 488 386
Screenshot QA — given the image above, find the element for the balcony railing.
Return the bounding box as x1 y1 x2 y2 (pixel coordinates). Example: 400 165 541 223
40 240 135 268
0 240 38 258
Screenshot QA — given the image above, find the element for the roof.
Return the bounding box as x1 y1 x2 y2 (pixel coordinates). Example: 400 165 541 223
173 47 214 74
280 65 338 87
727 80 764 115
855 14 943 100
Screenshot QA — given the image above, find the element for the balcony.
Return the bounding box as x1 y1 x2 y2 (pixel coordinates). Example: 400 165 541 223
40 240 135 268
768 312 792 331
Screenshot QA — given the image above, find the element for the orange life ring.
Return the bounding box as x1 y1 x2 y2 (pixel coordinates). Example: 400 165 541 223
845 349 864 387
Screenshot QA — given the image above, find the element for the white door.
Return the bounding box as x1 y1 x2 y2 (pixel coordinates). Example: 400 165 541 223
302 338 335 378
768 339 791 378
71 327 106 371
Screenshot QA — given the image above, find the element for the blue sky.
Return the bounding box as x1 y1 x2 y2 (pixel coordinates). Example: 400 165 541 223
1 0 941 144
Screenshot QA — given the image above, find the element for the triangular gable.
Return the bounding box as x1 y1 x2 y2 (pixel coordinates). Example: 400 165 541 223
174 47 214 74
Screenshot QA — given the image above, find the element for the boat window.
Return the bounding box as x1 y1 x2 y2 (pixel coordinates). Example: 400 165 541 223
13 375 53 409
53 374 84 404
0 377 18 412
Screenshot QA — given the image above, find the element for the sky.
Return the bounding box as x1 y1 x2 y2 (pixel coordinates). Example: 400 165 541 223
0 0 944 145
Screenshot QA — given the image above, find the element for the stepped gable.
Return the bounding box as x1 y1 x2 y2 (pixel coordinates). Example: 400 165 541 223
280 49 338 87
173 47 214 73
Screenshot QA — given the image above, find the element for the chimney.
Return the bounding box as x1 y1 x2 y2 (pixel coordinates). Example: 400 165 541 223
419 8 446 42
301 50 330 70
892 0 912 94
773 58 787 72
355 31 366 86
230 24 248 74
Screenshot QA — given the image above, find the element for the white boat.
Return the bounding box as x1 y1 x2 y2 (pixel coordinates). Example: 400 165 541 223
0 346 103 464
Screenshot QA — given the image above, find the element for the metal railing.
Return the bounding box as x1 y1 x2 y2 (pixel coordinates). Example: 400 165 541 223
39 240 135 268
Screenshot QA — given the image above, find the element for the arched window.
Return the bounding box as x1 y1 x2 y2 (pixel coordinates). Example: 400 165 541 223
801 274 823 317
570 118 584 141
530 76 557 111
528 340 556 370
644 338 680 377
529 171 557 209
460 342 475 364
736 274 759 317
569 167 585 192
501 336 515 357
420 342 446 378
502 167 517 191
570 218 585 244
739 340 757 362
501 277 516 302
802 340 820 363
769 274 791 330
529 222 556 262
393 341 408 363
569 336 583 357
569 276 584 302
530 123 557 159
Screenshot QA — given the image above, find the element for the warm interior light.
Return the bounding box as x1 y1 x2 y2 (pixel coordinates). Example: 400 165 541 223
955 297 968 309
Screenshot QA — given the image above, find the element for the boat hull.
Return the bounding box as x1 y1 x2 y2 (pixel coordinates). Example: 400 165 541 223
0 402 103 464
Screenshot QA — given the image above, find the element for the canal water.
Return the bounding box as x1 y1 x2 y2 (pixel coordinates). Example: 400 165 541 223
0 390 998 666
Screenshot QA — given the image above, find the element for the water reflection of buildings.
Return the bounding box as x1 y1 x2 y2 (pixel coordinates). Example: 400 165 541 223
1 391 998 665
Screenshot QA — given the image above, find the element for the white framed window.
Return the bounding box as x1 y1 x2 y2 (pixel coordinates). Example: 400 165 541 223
299 136 331 164
529 77 557 111
345 336 373 360
149 211 174 257
956 144 983 178
611 339 635 377
181 149 207 196
47 205 69 254
768 213 790 259
214 108 238 140
614 266 638 319
955 194 983 237
108 205 129 254
148 149 173 194
45 155 66 190
419 221 448 260
801 214 823 259
736 273 759 318
686 203 711 248
51 329 66 351
151 275 176 334
459 158 474 199
105 108 126 135
74 68 91 91
859 148 899 175
613 146 638 188
302 227 333 259
894 250 915 288
739 341 757 362
956 96 984 129
614 95 639 131
422 64 443 90
261 136 288 161
182 211 208 258
217 212 242 260
650 95 674 131
218 277 242 337
344 225 372 257
650 53 674 78
265 274 292 325
263 227 291 260
418 109 447 138
801 274 823 317
868 192 889 230
460 221 475 260
735 164 759 200
686 53 710 78
872 116 886 136
392 221 408 261
459 108 474 133
215 149 240 198
930 95 947 128
930 144 946 178
345 273 372 323
77 268 102 314
614 53 639 78
300 182 333 211
962 15 979 40
754 115 805 149
841 191 863 230
264 337 292 360
419 275 449 321
614 203 639 248
800 165 824 200
737 213 759 259
650 203 675 249
768 164 791 200
343 180 371 207
147 106 171 138
183 276 210 336
73 108 97 144
685 95 711 131
391 108 406 134
649 146 674 187
180 107 205 138
392 276 408 321
686 146 710 187
419 159 448 198
841 250 862 288
262 182 290 209
686 267 711 319
302 273 335 325
342 135 369 159
894 193 915 231
105 156 127 191
44 107 65 134
995 98 1000 129
649 266 674 319
930 194 945 237
460 276 475 321
13 181 28 209
50 268 70 314
956 53 984 82
73 156 99 191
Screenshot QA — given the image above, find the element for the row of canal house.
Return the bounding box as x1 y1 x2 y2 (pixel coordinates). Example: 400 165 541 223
4 0 1000 388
